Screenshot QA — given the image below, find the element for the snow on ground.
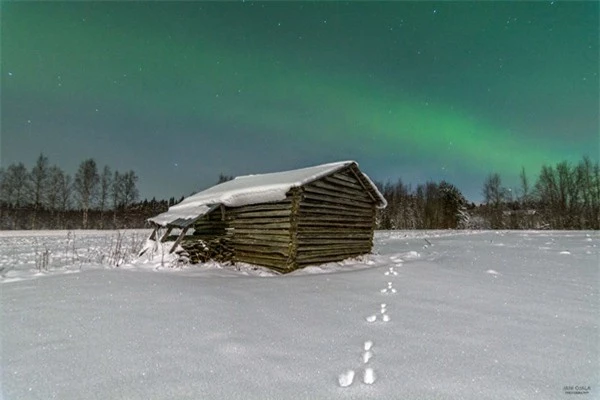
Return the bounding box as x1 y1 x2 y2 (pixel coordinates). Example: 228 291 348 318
1 230 598 399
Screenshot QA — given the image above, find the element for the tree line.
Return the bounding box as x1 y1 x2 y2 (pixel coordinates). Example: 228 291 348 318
374 179 469 230
478 156 599 229
1 154 598 231
375 155 599 230
0 154 168 230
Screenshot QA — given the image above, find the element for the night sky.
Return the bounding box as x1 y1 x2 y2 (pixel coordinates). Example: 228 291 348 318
1 2 598 202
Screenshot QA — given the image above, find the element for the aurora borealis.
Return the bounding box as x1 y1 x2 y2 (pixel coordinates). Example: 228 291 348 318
1 2 598 201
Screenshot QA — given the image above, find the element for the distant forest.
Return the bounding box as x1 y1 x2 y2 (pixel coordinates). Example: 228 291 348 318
0 154 173 230
1 154 598 231
375 155 599 230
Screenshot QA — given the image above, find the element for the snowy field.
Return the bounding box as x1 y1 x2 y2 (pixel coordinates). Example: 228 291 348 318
1 230 598 399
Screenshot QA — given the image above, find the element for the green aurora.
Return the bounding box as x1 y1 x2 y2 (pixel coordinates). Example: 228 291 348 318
1 2 598 200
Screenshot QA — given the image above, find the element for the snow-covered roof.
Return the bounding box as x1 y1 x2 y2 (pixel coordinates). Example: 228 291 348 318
149 161 386 228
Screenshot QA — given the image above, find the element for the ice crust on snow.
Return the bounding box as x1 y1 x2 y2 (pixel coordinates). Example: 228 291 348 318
148 160 386 227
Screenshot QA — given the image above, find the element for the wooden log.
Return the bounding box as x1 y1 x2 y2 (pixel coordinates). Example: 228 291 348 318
226 201 292 214
233 233 290 243
299 201 374 214
233 233 288 240
233 244 290 256
231 228 290 236
296 255 365 266
297 243 372 252
297 227 373 234
332 172 361 184
226 209 291 218
296 237 372 245
303 186 373 205
288 188 301 271
232 255 289 272
298 206 374 218
229 217 291 225
298 215 374 224
308 180 372 200
234 252 290 266
302 192 373 209
159 227 173 242
169 227 189 253
322 174 364 191
297 231 373 242
296 250 370 263
297 220 373 228
230 221 292 229
347 165 378 203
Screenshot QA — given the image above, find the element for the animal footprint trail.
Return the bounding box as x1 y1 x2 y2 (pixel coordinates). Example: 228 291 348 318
380 281 397 294
365 314 377 323
363 368 376 385
338 340 377 387
362 341 377 385
338 370 355 387
342 250 408 388
362 350 373 363
366 303 391 323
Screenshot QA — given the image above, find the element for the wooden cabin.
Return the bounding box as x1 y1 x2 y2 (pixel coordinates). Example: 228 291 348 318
144 161 387 273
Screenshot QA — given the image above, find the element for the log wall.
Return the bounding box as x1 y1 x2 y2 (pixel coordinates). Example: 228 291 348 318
171 165 378 273
228 199 295 272
295 167 376 267
192 208 227 240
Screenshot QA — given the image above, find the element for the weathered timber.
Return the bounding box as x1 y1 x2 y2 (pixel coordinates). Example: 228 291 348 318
297 227 373 235
159 227 173 242
302 192 373 209
297 220 373 228
296 247 370 260
308 180 373 200
322 175 364 191
230 221 292 230
331 172 361 184
296 255 365 266
170 227 189 253
297 243 372 252
229 217 291 225
296 249 370 261
298 215 374 224
226 209 291 218
232 234 291 243
148 162 383 272
299 201 374 214
230 228 290 236
297 233 373 242
180 237 233 263
226 202 292 214
234 251 290 267
302 186 373 205
296 237 372 245
347 166 378 204
299 206 374 218
232 236 291 246
233 243 290 256
287 188 302 271
232 254 288 272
